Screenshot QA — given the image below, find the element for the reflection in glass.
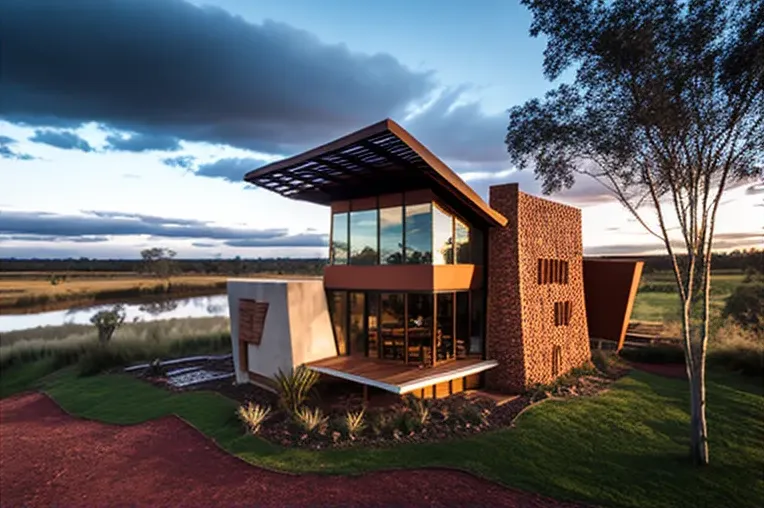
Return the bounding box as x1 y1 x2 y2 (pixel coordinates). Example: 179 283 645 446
331 213 349 265
379 206 404 265
367 293 380 358
405 203 432 264
455 292 470 359
349 292 366 356
407 293 433 365
380 293 405 360
469 290 484 357
328 291 348 355
350 210 378 265
432 205 454 265
436 293 454 361
455 219 470 264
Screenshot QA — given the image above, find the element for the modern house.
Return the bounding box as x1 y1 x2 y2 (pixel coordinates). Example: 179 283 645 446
227 119 642 398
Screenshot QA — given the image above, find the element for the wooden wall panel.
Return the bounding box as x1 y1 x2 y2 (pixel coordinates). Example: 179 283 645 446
238 299 269 345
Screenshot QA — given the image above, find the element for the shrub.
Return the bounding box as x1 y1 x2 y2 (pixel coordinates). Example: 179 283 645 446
368 411 393 437
393 411 421 434
90 305 126 343
344 409 366 437
708 319 764 376
619 345 685 364
723 281 764 333
403 395 430 426
273 365 320 414
237 402 271 434
294 406 328 434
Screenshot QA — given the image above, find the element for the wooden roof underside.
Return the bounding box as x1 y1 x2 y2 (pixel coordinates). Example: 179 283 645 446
244 119 508 227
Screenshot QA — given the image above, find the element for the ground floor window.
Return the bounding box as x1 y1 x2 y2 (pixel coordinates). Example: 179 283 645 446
326 289 485 366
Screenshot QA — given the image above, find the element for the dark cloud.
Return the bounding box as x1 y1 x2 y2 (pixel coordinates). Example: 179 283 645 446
104 132 181 152
29 129 93 152
191 242 218 248
0 209 328 247
0 136 36 160
746 182 764 195
0 0 434 155
0 234 109 243
162 156 196 169
195 158 266 183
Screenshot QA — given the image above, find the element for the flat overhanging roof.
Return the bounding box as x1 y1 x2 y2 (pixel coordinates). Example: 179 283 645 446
244 119 508 227
306 356 499 395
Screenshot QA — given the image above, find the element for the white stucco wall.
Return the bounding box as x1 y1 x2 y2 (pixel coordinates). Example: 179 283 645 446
227 279 336 384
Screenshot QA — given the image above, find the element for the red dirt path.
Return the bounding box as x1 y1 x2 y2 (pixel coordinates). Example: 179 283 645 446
0 393 584 508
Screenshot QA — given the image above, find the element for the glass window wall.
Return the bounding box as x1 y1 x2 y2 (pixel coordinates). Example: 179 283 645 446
455 219 470 264
331 213 348 265
379 206 404 265
455 292 470 359
436 293 455 361
404 203 432 264
367 293 380 358
432 205 454 265
407 293 433 364
469 290 484 357
380 293 405 360
349 292 366 356
327 290 348 355
349 210 378 265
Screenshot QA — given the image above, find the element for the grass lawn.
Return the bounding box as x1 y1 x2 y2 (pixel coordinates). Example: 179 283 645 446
631 271 745 323
4 363 761 508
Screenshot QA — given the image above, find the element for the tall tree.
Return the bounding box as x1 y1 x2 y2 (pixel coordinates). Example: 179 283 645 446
505 0 763 465
140 248 178 279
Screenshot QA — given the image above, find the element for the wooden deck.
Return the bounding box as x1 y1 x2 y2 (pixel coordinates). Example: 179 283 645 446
306 356 498 395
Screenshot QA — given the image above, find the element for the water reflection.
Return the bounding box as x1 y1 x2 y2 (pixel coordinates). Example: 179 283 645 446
0 294 229 333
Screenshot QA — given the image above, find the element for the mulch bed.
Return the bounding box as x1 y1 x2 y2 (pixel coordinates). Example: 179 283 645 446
0 392 587 508
126 356 624 451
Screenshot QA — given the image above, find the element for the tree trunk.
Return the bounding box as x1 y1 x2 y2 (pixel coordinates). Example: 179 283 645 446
689 360 709 465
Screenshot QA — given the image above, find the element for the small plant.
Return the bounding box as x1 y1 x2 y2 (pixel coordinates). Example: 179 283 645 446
90 305 127 343
368 411 393 437
459 404 486 426
273 365 320 414
403 395 431 426
344 409 366 437
147 358 165 377
294 406 328 434
393 411 421 434
237 402 271 434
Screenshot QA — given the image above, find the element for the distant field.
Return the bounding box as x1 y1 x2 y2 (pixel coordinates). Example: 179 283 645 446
631 271 745 323
0 272 320 312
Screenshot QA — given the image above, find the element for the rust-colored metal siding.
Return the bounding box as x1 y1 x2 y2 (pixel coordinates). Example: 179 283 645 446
324 264 483 291
583 259 644 350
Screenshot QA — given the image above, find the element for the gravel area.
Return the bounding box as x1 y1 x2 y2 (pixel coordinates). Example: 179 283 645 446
0 393 587 508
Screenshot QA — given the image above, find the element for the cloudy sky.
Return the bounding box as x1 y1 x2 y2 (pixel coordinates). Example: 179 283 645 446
1 0 761 259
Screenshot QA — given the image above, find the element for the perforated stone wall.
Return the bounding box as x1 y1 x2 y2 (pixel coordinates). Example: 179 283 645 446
486 183 591 393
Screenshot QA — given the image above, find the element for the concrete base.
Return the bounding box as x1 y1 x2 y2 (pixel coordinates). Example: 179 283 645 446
227 279 337 384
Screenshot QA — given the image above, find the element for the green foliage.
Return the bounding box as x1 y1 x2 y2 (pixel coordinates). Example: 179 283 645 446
723 281 764 333
237 402 271 434
140 247 178 279
293 406 328 434
403 395 430 426
90 305 126 343
273 365 320 415
343 409 366 437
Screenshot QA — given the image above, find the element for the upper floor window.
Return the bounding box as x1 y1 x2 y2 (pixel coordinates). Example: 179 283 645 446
329 198 480 266
379 206 404 265
331 213 348 265
405 203 432 264
432 204 454 265
349 210 378 265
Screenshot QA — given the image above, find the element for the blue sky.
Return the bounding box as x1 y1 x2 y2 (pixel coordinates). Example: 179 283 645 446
0 0 761 259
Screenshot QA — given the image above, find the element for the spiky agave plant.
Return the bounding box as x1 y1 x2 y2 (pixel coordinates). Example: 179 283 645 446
273 364 320 414
237 402 271 434
344 409 366 437
294 406 329 434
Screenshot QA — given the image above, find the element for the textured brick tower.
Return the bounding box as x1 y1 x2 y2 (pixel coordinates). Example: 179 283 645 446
485 183 591 393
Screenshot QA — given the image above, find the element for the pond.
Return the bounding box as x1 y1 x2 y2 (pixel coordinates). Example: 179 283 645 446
0 294 230 333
